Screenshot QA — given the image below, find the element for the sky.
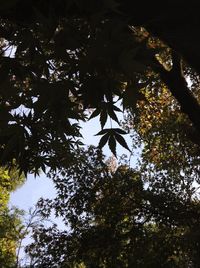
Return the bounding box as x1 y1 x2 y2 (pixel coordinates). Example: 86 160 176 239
9 115 135 215
10 112 131 212
9 118 103 263
10 118 103 210
9 114 134 264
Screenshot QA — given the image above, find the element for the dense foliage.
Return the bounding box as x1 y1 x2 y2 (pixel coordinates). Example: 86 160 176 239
0 0 200 174
25 146 200 267
0 1 200 267
0 167 25 268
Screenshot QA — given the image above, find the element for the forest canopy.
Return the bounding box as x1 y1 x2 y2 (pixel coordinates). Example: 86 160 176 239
0 0 200 173
0 1 200 267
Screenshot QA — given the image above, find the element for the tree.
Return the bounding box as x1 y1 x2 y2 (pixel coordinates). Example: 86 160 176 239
0 2 200 266
0 166 25 268
23 41 200 266
0 0 199 174
25 146 200 267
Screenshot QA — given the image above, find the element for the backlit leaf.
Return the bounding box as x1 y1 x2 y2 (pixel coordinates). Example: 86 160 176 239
99 133 110 148
113 128 127 135
107 106 119 124
89 108 101 120
100 110 108 129
114 133 131 152
95 129 110 136
108 135 117 156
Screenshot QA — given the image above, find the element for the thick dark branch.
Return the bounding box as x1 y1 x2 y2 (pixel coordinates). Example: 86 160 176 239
158 53 200 135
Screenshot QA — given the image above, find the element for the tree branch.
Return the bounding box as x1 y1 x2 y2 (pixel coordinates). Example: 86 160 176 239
158 52 200 135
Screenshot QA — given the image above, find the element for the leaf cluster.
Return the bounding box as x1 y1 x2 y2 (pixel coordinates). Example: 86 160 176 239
25 146 200 267
0 166 25 268
0 1 178 174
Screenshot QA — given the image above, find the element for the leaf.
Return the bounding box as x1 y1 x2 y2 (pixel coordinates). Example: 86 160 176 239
0 0 18 10
99 133 110 148
107 106 119 124
108 135 117 156
114 133 131 152
113 105 122 112
123 85 145 111
89 108 101 120
41 162 46 174
119 48 147 77
113 128 127 135
0 108 14 123
100 110 108 128
95 129 110 136
1 135 18 162
123 85 138 111
104 0 120 12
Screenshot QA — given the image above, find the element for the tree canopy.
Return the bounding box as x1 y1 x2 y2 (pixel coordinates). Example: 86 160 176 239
23 73 200 266
25 145 200 267
0 1 200 267
0 0 200 174
0 166 25 268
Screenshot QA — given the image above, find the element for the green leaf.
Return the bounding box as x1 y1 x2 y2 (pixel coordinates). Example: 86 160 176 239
108 135 117 156
114 133 131 152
